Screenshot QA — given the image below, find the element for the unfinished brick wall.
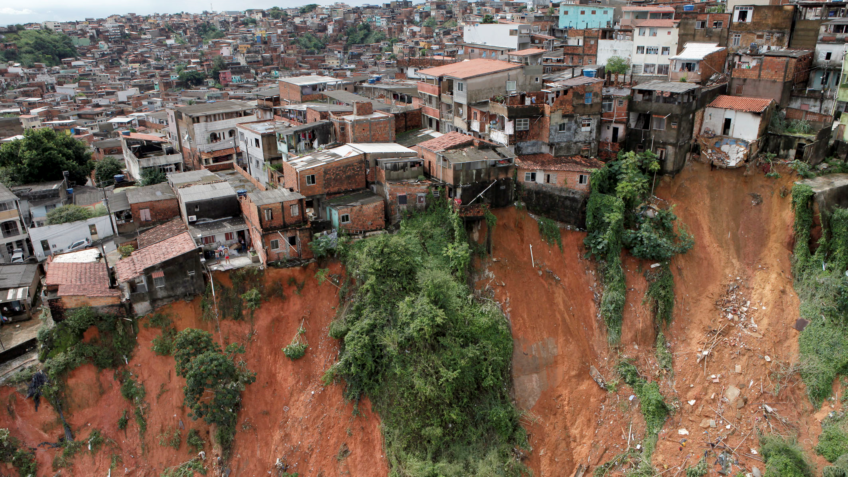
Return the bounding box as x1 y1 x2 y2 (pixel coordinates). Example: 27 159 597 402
284 155 366 196
337 113 395 143
131 199 181 227
338 200 385 233
306 107 330 123
233 162 267 191
517 167 592 192
263 227 313 262
279 81 302 103
393 108 423 133
385 182 430 221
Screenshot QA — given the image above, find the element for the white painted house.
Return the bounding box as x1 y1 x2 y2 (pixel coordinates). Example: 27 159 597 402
29 215 115 261
630 20 679 80
463 23 532 51
597 30 634 68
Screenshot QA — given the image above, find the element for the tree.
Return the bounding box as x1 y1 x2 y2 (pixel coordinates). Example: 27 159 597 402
268 7 287 19
0 30 78 67
94 157 124 187
423 17 437 28
210 55 227 80
179 71 206 88
140 168 167 186
0 128 93 185
243 17 257 26
298 4 319 14
173 329 221 377
46 205 93 225
482 14 497 24
606 56 631 76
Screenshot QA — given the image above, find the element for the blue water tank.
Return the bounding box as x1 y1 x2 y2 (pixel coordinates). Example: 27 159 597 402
121 130 130 136
584 69 597 77
237 190 248 197
368 78 376 84
114 174 125 183
683 4 695 11
66 188 74 196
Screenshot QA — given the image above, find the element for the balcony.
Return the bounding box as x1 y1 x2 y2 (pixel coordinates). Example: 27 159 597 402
441 93 454 104
418 81 440 96
422 106 441 119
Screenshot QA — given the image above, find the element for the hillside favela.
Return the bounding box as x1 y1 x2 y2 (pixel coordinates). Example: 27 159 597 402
0 0 847 476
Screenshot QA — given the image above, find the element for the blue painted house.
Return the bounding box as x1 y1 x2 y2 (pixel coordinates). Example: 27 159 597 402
559 4 615 29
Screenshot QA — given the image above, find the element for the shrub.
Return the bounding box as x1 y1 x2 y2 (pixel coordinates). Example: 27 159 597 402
537 216 562 251
186 429 204 453
118 411 128 430
760 434 815 477
158 427 181 450
817 412 848 463
283 325 307 360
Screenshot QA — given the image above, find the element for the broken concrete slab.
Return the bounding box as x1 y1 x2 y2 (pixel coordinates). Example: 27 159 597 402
725 385 741 403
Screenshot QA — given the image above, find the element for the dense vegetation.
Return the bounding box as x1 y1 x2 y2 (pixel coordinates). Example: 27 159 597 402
324 196 528 475
47 204 107 225
173 329 255 457
760 435 816 477
345 23 387 46
0 30 78 67
584 151 693 343
295 33 327 53
0 128 93 186
95 157 124 186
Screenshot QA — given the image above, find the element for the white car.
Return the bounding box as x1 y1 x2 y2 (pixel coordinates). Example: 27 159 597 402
67 239 91 252
9 249 24 263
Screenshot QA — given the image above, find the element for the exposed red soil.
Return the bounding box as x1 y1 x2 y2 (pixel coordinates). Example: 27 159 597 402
479 162 833 476
0 161 836 477
0 262 388 476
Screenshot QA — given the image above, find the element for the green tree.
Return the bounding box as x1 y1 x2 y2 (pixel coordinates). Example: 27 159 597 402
210 55 227 80
46 205 93 225
243 17 257 26
299 4 319 14
173 329 220 377
140 168 167 186
94 157 124 187
268 7 287 19
606 56 631 76
179 70 206 88
423 17 437 28
482 14 497 23
0 128 93 185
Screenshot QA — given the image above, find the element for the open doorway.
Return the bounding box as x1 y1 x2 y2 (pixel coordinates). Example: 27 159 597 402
723 118 732 136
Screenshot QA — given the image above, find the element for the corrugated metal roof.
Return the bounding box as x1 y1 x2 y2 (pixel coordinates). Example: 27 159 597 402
247 188 305 206
279 75 344 85
633 81 700 93
669 43 725 61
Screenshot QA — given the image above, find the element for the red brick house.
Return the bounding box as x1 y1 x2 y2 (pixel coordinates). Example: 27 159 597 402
325 191 386 233
282 145 368 219
44 248 122 321
331 102 396 143
240 188 313 265
125 183 181 232
516 154 603 193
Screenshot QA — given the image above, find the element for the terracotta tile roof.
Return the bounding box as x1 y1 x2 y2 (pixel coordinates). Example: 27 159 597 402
125 132 166 142
417 59 522 79
46 262 119 297
707 95 774 113
137 218 188 249
417 131 476 152
115 231 198 283
517 154 604 172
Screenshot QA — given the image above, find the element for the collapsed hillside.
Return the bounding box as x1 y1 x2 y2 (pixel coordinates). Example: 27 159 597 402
0 264 387 476
0 161 835 477
480 162 831 476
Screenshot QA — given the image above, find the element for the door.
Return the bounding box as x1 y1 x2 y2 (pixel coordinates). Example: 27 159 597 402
611 126 619 143
330 209 339 229
723 118 732 136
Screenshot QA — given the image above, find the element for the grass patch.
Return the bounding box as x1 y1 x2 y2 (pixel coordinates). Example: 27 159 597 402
0 428 37 476
655 331 673 375
537 216 562 251
644 264 675 327
186 429 204 453
158 427 181 450
324 200 528 474
760 434 815 477
817 411 848 463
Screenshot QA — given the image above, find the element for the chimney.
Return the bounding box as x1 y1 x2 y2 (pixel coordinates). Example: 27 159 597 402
353 101 373 116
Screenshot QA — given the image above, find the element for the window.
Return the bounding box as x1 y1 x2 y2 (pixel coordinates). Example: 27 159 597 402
524 172 537 182
644 64 656 74
398 194 408 205
636 46 645 54
202 236 215 244
153 273 165 288
340 214 351 224
254 138 260 147
585 92 593 104
657 64 669 75
558 122 567 131
661 47 670 55
653 117 666 130
506 80 516 91
139 208 151 222
603 100 613 112
0 203 7 212
265 209 273 221
306 174 316 186
457 82 464 92
578 174 588 185
671 122 678 129
639 28 646 36
545 173 557 184
632 64 643 75
695 21 705 29
732 34 741 47
225 232 235 241
713 21 723 28
40 240 49 251
650 28 657 36
288 235 297 246
734 6 753 23
618 99 625 107
290 204 299 216
516 118 530 131
826 51 833 61
581 118 592 130
646 46 659 55
270 239 280 250
580 10 585 15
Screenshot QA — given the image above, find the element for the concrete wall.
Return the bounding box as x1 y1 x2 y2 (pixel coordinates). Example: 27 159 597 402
701 107 763 142
631 26 678 77
131 198 181 228
30 215 115 260
463 24 529 50
129 252 204 310
597 39 633 67
520 182 587 227
283 154 366 197
559 5 615 29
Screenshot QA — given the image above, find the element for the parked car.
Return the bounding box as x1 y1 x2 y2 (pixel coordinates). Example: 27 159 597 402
67 239 91 252
9 249 24 263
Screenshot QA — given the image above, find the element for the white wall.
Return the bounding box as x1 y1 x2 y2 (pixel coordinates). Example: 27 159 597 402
701 107 762 142
463 24 528 50
237 128 268 187
630 27 678 75
598 40 633 67
29 215 115 260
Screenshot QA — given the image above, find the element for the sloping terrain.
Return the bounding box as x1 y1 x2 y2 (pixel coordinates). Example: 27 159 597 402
0 263 387 476
0 162 834 477
481 162 831 476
